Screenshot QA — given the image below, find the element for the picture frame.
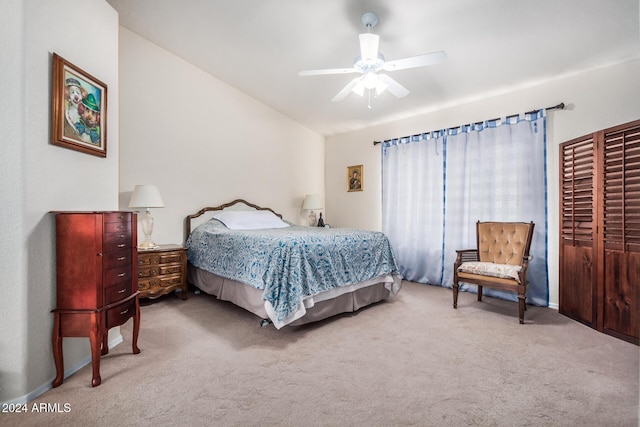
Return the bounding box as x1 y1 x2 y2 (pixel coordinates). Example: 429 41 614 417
51 53 107 157
347 165 363 192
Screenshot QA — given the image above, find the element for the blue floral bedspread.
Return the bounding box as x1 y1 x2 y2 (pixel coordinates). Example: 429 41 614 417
187 220 399 323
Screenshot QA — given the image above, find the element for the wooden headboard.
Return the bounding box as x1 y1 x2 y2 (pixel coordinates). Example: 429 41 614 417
184 199 283 244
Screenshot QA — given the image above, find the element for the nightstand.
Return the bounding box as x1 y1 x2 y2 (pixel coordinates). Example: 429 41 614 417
137 244 188 300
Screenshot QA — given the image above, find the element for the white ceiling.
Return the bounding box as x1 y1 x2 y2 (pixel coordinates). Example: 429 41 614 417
106 0 640 136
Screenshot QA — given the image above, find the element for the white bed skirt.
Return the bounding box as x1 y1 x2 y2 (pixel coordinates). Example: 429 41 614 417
188 265 402 328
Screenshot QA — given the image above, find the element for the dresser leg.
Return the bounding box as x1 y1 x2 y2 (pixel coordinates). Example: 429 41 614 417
132 295 141 354
101 331 109 356
51 313 64 388
89 312 102 387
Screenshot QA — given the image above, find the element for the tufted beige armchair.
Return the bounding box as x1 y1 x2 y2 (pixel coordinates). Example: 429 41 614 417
453 221 535 324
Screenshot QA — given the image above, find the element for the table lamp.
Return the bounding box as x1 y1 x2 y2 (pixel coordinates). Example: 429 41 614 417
302 194 322 226
128 184 165 249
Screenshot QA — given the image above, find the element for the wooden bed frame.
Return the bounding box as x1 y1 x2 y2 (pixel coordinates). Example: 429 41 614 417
185 199 282 244
184 199 400 327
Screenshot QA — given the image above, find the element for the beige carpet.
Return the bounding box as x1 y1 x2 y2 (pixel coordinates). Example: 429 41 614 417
5 282 639 426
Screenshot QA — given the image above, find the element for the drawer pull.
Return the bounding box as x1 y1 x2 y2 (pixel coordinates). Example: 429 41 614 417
118 288 127 294
117 256 126 261
117 244 126 248
120 309 129 315
117 225 124 229
119 234 126 238
117 215 124 219
118 272 126 277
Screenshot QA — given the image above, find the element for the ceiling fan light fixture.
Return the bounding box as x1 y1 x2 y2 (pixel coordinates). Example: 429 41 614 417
351 79 366 96
375 79 388 95
363 71 379 89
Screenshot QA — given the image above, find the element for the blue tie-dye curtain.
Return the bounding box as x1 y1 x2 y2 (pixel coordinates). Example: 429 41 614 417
382 111 548 306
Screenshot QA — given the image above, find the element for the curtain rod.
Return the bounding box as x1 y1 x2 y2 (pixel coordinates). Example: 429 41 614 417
372 102 564 146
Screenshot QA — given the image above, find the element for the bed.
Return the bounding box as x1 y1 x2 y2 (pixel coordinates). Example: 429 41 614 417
185 199 402 328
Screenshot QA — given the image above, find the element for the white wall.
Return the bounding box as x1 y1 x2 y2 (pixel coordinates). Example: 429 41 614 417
117 28 325 245
0 0 119 403
325 59 640 308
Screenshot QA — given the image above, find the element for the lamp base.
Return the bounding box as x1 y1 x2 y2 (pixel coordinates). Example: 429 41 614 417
138 209 158 249
138 241 158 250
308 210 317 226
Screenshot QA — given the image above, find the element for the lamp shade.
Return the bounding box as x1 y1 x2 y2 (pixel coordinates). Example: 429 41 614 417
128 185 165 209
302 194 322 210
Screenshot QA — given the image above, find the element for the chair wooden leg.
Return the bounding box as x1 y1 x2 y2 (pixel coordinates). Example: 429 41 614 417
518 294 526 324
477 285 483 301
453 283 459 308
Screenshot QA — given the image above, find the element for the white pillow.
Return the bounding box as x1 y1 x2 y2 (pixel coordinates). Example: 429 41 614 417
212 210 290 230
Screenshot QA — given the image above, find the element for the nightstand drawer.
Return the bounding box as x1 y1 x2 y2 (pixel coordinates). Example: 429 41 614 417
138 266 160 278
160 264 182 275
138 251 183 266
138 274 182 292
106 299 136 329
137 263 182 278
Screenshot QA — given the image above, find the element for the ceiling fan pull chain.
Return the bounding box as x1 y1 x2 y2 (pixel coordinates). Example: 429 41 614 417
368 90 372 109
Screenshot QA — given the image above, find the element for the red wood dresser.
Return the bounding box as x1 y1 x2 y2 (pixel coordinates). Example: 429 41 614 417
51 211 141 387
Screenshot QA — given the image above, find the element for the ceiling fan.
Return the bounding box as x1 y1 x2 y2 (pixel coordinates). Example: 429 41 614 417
299 12 446 105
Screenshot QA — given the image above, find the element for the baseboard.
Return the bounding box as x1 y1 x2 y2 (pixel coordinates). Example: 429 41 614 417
548 302 559 310
0 334 123 406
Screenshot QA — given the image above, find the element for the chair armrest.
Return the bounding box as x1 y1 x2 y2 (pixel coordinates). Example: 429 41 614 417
455 249 479 264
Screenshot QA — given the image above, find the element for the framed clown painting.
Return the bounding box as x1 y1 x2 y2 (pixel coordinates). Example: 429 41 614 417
51 53 107 157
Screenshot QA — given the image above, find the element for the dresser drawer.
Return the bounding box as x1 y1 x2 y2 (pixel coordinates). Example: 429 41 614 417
104 266 132 286
104 281 133 305
104 229 132 252
103 249 131 269
104 221 131 234
104 239 131 252
105 299 136 329
105 229 131 243
103 212 131 223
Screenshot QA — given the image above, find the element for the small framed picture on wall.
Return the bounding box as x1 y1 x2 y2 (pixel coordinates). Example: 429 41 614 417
347 165 363 192
51 53 108 157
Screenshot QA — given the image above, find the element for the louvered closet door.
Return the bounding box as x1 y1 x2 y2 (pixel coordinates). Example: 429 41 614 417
559 136 596 327
598 121 640 343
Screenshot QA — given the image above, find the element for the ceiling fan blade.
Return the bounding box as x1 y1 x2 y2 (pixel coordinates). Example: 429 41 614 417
299 67 358 76
378 74 409 98
359 33 379 61
383 51 446 71
331 77 362 102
